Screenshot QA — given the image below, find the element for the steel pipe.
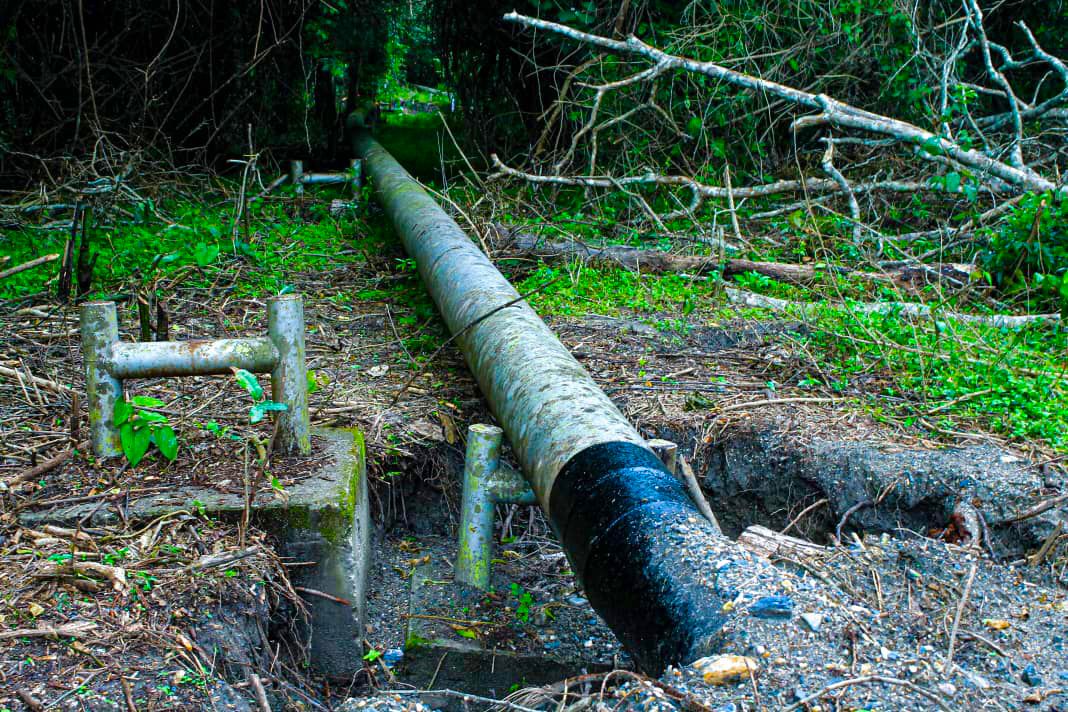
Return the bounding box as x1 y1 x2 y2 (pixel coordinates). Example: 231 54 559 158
80 295 311 458
457 424 537 590
354 128 732 673
107 338 278 378
81 301 122 458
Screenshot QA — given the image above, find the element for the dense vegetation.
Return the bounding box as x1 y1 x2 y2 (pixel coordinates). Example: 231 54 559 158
1 0 1066 455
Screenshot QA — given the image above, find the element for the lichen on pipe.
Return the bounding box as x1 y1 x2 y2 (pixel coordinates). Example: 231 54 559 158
353 126 753 673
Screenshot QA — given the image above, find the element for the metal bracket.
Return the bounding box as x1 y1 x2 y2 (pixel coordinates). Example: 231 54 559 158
455 425 680 590
290 160 362 197
456 424 537 590
80 294 311 459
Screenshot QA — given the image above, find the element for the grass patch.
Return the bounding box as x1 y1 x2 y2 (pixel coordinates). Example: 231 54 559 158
0 193 383 303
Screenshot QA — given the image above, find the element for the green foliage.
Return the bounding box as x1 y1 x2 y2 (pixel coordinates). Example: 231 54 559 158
794 306 1068 451
0 195 370 302
509 582 534 623
230 368 287 424
114 396 178 467
980 193 1068 314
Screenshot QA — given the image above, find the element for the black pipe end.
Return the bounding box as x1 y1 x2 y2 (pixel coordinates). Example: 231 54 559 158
550 441 728 674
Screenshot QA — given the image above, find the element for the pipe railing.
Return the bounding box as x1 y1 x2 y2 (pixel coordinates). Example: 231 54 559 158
81 294 310 458
289 160 362 196
354 124 735 673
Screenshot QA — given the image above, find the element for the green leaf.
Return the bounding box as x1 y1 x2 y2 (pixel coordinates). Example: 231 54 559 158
114 400 133 426
231 368 263 400
362 649 382 662
155 425 178 461
944 171 961 193
307 371 319 394
131 395 166 408
121 422 152 467
193 241 220 268
249 401 287 424
137 411 169 423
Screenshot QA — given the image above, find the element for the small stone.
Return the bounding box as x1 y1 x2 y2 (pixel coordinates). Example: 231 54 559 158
800 613 823 632
962 670 992 690
937 683 957 696
748 595 794 619
1022 664 1043 686
692 655 760 685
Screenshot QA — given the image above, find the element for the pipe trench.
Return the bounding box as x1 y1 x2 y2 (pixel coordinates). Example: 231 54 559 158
353 127 734 673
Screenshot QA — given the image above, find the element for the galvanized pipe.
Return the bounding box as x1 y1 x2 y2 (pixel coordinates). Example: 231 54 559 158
81 301 123 458
457 424 537 590
354 128 732 673
80 295 311 459
107 338 277 378
267 294 311 455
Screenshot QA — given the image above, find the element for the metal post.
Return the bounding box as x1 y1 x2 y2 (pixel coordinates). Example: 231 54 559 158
81 301 122 458
290 160 304 196
267 294 311 455
648 439 678 475
349 159 362 190
457 423 537 590
457 424 502 590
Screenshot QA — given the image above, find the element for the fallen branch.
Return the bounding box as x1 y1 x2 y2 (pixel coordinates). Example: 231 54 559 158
493 225 975 290
678 455 722 534
0 620 97 640
3 441 86 488
782 675 952 712
725 287 1060 329
501 13 1061 195
0 253 59 281
0 364 74 394
492 155 940 212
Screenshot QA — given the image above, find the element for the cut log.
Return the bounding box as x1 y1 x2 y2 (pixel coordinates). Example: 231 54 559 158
737 525 827 561
493 224 845 284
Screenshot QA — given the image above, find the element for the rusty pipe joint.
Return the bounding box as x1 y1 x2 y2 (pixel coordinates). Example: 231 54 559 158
456 424 537 590
80 295 310 459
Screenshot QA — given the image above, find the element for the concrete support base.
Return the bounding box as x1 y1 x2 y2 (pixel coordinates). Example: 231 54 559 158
20 427 370 680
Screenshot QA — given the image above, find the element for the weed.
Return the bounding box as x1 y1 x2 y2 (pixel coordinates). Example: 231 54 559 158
113 396 178 467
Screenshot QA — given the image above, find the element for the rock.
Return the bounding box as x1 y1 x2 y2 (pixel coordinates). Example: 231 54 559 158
748 595 794 619
692 655 760 685
800 612 823 632
1023 663 1043 686
938 683 957 696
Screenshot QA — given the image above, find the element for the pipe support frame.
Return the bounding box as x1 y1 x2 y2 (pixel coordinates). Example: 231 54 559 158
80 295 311 459
456 424 537 590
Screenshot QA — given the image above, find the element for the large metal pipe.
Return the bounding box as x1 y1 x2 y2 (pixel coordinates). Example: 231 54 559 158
354 128 736 673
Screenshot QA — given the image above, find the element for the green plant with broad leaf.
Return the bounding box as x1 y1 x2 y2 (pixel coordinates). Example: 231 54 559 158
230 367 288 424
113 395 179 467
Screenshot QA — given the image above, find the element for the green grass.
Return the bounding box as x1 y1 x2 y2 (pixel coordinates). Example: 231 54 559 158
516 258 1067 453
0 192 383 303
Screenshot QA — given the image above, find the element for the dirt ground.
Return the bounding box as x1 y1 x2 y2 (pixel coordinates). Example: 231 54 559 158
1 196 1066 710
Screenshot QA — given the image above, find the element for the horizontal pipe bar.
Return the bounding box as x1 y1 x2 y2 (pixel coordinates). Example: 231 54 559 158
301 173 351 184
106 338 278 379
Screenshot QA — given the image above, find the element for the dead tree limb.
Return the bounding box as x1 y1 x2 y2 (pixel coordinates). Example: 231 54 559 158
502 12 1062 195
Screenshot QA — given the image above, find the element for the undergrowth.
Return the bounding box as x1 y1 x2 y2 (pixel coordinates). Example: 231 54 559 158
518 258 1067 453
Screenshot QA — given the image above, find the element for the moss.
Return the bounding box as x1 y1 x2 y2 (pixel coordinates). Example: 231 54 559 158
312 427 366 545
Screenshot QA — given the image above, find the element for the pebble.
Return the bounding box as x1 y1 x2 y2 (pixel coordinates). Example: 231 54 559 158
800 612 823 632
748 595 794 619
938 682 957 696
691 655 760 685
1022 663 1043 686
